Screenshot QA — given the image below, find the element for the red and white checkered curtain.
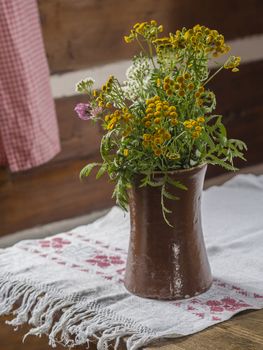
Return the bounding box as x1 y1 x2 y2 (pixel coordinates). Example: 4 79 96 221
0 0 60 172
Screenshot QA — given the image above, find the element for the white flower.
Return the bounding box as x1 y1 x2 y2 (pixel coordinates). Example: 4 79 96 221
75 77 95 93
84 77 95 85
122 56 153 101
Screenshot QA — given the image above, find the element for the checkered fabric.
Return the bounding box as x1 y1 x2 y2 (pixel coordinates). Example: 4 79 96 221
0 0 60 172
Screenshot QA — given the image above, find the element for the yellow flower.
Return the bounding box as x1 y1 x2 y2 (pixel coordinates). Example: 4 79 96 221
170 111 178 118
184 122 192 129
123 149 129 156
174 83 180 90
195 125 202 131
93 90 97 97
163 83 170 90
146 113 154 118
106 102 112 108
178 89 185 97
197 116 205 123
184 120 197 129
151 20 157 26
188 83 194 90
133 23 140 29
104 114 110 122
154 149 162 156
154 137 162 145
143 140 150 148
177 76 184 83
114 110 121 117
169 106 176 112
124 35 132 43
146 108 153 114
145 121 151 128
143 134 151 141
148 103 155 108
154 111 161 117
192 131 200 139
164 131 171 140
171 118 178 126
154 117 161 124
158 25 164 33
166 152 180 160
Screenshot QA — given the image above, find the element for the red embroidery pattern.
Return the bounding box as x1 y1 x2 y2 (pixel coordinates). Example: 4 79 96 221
19 230 263 325
39 237 71 249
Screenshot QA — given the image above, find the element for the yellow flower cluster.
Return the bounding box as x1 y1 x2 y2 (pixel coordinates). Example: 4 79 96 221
162 73 193 97
104 108 133 130
104 110 121 130
101 75 114 93
124 20 163 43
154 24 230 58
143 128 171 157
224 55 241 72
152 37 171 51
183 116 205 139
194 86 205 106
96 76 115 107
143 96 178 128
140 96 181 157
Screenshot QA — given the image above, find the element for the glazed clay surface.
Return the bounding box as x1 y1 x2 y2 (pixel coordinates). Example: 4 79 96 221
125 164 212 300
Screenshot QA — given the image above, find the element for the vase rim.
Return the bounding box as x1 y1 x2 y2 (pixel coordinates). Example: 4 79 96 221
150 162 207 175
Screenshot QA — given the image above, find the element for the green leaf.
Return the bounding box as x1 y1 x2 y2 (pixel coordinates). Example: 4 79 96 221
163 189 179 201
147 180 164 187
202 131 215 149
96 164 107 179
80 163 100 179
167 177 188 190
206 156 238 171
162 205 172 213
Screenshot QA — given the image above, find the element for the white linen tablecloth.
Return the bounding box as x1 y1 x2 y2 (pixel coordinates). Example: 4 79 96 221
0 174 262 349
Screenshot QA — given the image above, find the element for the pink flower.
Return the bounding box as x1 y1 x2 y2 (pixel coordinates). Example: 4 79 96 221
74 103 102 120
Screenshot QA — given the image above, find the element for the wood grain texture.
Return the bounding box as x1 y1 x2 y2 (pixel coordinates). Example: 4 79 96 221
38 0 263 74
1 309 263 349
0 158 114 235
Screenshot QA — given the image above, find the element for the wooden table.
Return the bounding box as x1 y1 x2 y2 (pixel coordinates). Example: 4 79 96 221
1 309 263 349
1 163 263 349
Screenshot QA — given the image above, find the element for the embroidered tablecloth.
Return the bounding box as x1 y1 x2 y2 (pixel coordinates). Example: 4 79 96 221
0 174 263 349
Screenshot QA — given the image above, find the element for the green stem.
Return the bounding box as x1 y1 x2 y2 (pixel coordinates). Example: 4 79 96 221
136 37 148 56
203 65 224 86
147 41 156 68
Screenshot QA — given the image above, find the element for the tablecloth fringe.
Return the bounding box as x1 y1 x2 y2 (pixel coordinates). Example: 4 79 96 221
0 273 161 350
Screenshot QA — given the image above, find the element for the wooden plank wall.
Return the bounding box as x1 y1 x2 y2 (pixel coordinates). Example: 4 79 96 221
39 0 263 74
0 0 263 235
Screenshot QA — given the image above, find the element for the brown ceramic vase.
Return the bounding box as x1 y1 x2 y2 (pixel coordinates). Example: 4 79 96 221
124 163 212 300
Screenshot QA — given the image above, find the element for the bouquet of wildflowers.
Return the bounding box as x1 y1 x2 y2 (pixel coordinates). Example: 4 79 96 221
75 21 246 222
